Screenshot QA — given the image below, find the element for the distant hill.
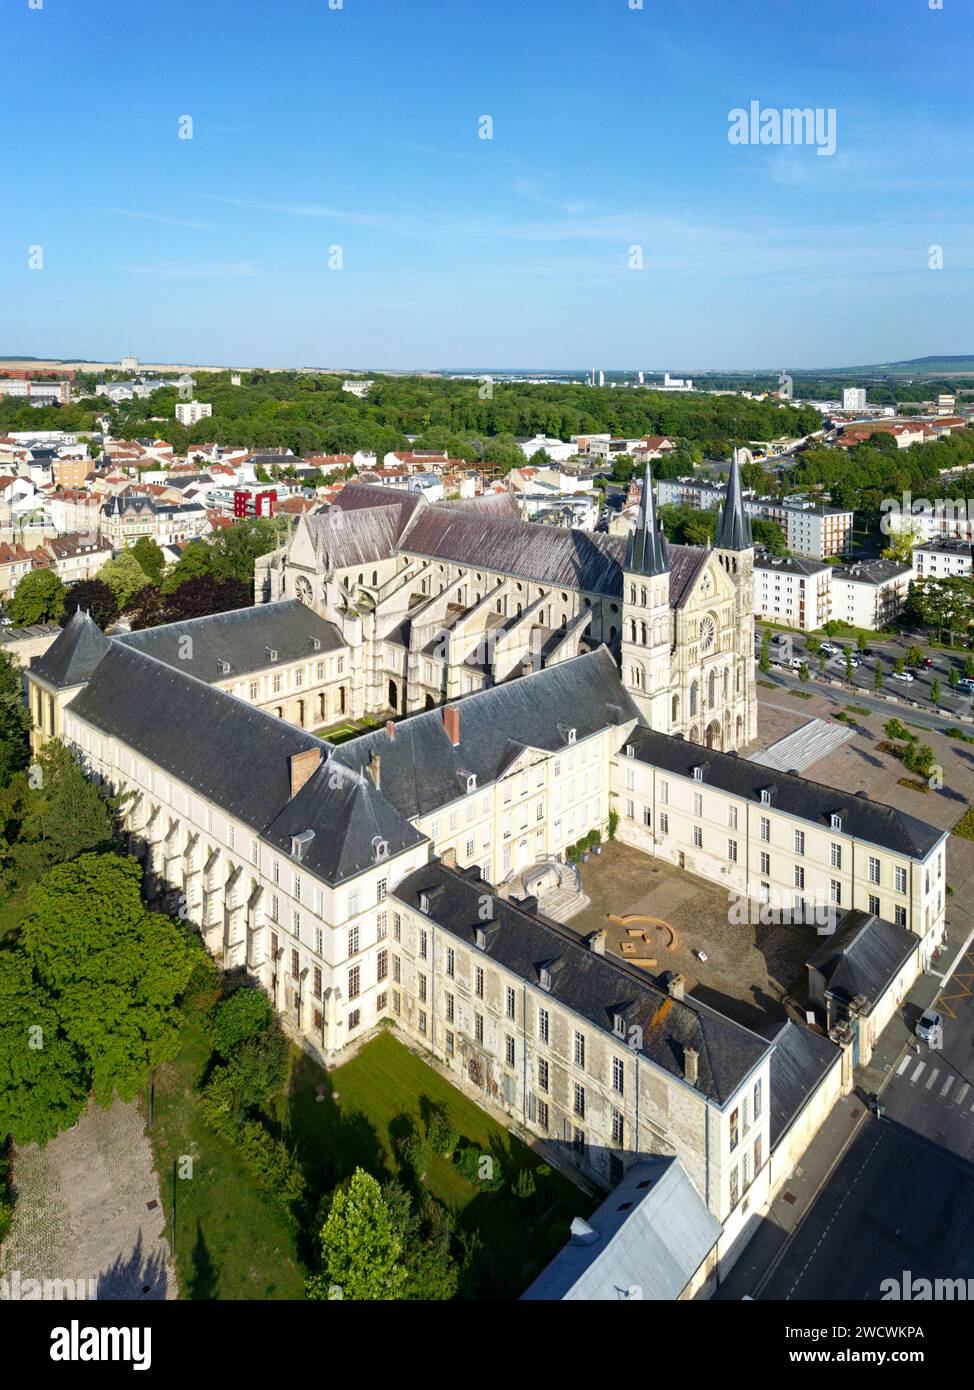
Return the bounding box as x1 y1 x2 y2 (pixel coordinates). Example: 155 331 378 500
819 356 974 376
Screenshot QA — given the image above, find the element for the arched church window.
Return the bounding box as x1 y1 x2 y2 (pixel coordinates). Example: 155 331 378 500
640 621 647 645
708 670 716 707
671 694 680 724
640 586 647 606
372 570 378 585
736 666 742 693
722 668 729 700
690 681 698 717
628 619 637 643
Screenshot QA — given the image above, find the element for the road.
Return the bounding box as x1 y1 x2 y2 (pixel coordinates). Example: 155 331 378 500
759 666 970 737
755 951 974 1301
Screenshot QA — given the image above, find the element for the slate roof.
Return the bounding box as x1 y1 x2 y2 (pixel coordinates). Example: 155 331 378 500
118 600 344 682
521 1157 722 1301
29 609 111 689
623 725 944 859
332 647 641 819
317 481 710 607
263 757 426 886
715 450 752 551
393 859 772 1105
805 910 919 1012
67 642 323 833
766 1020 840 1149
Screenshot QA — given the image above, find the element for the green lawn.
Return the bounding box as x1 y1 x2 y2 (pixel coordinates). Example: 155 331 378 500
142 1017 306 1300
275 1030 592 1299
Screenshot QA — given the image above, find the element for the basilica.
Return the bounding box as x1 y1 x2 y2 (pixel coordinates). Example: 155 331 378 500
255 455 758 751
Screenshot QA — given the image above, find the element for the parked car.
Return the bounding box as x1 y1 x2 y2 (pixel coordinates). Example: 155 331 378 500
956 678 974 694
890 670 915 682
919 657 934 669
916 1009 942 1045
820 643 839 657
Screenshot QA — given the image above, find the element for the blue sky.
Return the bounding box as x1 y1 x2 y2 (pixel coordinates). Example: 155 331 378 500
3 0 972 370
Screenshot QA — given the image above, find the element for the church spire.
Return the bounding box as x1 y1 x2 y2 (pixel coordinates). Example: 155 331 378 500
625 458 669 576
716 448 752 551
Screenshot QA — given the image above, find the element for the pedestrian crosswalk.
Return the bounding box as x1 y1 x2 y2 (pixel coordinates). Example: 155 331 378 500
895 1054 974 1111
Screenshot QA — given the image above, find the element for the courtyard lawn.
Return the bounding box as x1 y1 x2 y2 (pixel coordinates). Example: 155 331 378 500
276 1029 592 1299
143 1017 306 1301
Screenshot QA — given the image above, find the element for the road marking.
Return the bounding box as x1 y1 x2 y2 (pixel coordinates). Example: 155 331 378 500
925 1069 940 1089
897 1055 911 1076
911 1063 925 1083
941 1076 955 1098
956 1084 970 1105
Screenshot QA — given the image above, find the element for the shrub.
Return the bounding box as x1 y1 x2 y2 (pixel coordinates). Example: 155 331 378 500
512 1167 536 1200
607 809 619 841
211 987 275 1058
426 1107 459 1159
236 1119 305 1207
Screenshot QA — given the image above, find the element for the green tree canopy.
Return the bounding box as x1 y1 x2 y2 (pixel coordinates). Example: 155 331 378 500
307 1168 407 1300
21 853 197 1103
131 536 166 585
161 540 215 595
7 570 65 626
0 649 31 787
100 552 151 611
0 951 88 1146
61 578 119 629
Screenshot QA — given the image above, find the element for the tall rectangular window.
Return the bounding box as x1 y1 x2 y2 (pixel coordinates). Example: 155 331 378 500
538 1008 549 1044
573 1031 585 1069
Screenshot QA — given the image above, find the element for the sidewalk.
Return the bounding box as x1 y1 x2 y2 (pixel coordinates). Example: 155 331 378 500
713 914 974 1300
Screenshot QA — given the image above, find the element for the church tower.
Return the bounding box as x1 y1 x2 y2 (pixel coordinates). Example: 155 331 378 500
621 460 671 728
714 449 757 746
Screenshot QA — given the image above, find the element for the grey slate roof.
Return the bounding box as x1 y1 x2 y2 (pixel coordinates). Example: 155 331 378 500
805 910 919 1012
625 460 669 577
399 504 626 596
332 647 641 819
30 609 111 690
623 725 943 859
263 757 426 886
118 600 344 682
766 1020 840 1149
521 1157 722 1301
322 481 710 607
393 859 772 1105
715 450 752 551
67 642 323 833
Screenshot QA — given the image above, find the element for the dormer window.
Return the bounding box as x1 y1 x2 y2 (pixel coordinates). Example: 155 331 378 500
830 813 842 830
567 728 577 745
419 891 431 914
692 766 703 783
290 829 315 862
311 637 321 651
466 772 477 793
539 967 552 992
218 659 231 675
266 647 278 662
625 744 634 758
760 788 771 807
371 836 388 862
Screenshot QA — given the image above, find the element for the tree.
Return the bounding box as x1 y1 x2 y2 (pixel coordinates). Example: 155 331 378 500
126 584 168 631
881 525 920 564
161 540 215 595
61 578 118 630
845 650 854 682
7 570 65 626
211 988 275 1059
131 537 166 585
164 575 251 622
818 652 827 676
100 552 151 611
894 656 906 675
875 663 884 690
758 632 771 673
906 645 925 667
798 662 810 682
751 518 788 556
382 1180 458 1300
307 1168 407 1300
0 951 88 1146
0 649 31 787
931 678 942 704
0 740 117 893
210 518 281 587
21 853 197 1103
950 666 960 688
857 631 868 653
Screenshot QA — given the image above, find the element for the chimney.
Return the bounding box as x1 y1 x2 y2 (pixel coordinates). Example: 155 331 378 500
683 1045 699 1087
587 930 606 955
668 973 686 1001
386 720 396 740
440 845 457 868
443 704 461 746
289 747 322 799
367 751 381 790
496 881 512 902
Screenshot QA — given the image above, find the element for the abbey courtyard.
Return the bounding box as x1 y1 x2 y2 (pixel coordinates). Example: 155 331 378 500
24 460 960 1289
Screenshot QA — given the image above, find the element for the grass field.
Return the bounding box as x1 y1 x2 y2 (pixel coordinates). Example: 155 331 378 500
143 1018 306 1300
275 1030 590 1299
147 1021 589 1300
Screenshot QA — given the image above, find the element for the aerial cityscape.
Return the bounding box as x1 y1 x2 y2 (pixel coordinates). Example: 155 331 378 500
1 0 972 1361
